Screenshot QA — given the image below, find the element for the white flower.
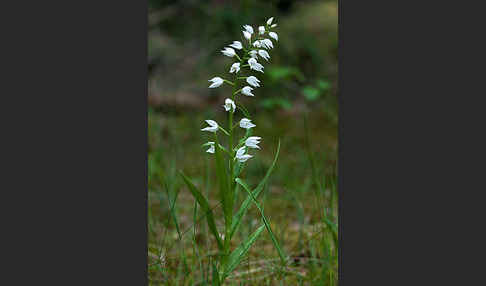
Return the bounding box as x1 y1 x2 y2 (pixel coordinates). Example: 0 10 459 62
241 86 255 97
271 24 277 28
267 17 274 25
221 47 236 57
223 98 236 113
258 50 270 61
268 32 278 41
252 40 262 48
229 41 243 50
248 58 264 73
201 120 219 133
245 136 261 149
258 26 265 35
230 62 240 73
243 30 251 40
260 39 274 49
208 77 224 88
246 76 261 87
206 142 215 154
243 25 254 34
240 118 256 129
249 50 258 58
235 146 253 163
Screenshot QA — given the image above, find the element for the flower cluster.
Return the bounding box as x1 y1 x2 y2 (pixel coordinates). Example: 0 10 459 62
201 17 279 163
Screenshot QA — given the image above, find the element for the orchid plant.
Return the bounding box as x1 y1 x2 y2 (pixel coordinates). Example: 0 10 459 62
180 17 287 284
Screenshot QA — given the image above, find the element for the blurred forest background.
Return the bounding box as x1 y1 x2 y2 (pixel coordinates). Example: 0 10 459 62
148 0 338 284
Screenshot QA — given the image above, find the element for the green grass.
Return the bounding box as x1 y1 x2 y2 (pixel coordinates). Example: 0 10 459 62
148 108 338 285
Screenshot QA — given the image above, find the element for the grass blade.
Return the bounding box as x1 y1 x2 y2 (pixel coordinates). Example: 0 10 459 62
235 178 287 265
222 224 265 280
230 140 280 239
180 172 223 251
164 185 181 239
212 259 220 286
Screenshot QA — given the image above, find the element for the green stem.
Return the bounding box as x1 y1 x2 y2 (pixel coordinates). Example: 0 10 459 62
223 80 235 86
222 73 238 269
234 53 242 62
218 126 230 136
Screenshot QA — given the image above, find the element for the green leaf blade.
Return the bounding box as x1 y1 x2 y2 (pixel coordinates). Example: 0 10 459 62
230 140 281 238
222 224 265 280
235 178 287 265
180 172 223 250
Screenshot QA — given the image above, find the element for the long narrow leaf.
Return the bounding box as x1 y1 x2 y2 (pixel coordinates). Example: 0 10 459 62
230 140 280 238
235 178 287 264
222 224 265 280
180 172 223 250
214 136 232 232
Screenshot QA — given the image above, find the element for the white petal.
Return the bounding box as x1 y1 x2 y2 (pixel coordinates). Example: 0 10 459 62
206 144 215 153
269 32 278 41
243 25 254 34
229 41 243 50
221 47 236 57
267 17 274 25
224 98 236 112
236 146 246 157
246 76 260 87
258 26 265 35
243 31 251 40
271 24 277 28
237 154 253 163
205 120 218 127
241 86 254 96
229 62 240 73
258 50 270 61
240 118 256 129
261 39 274 49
